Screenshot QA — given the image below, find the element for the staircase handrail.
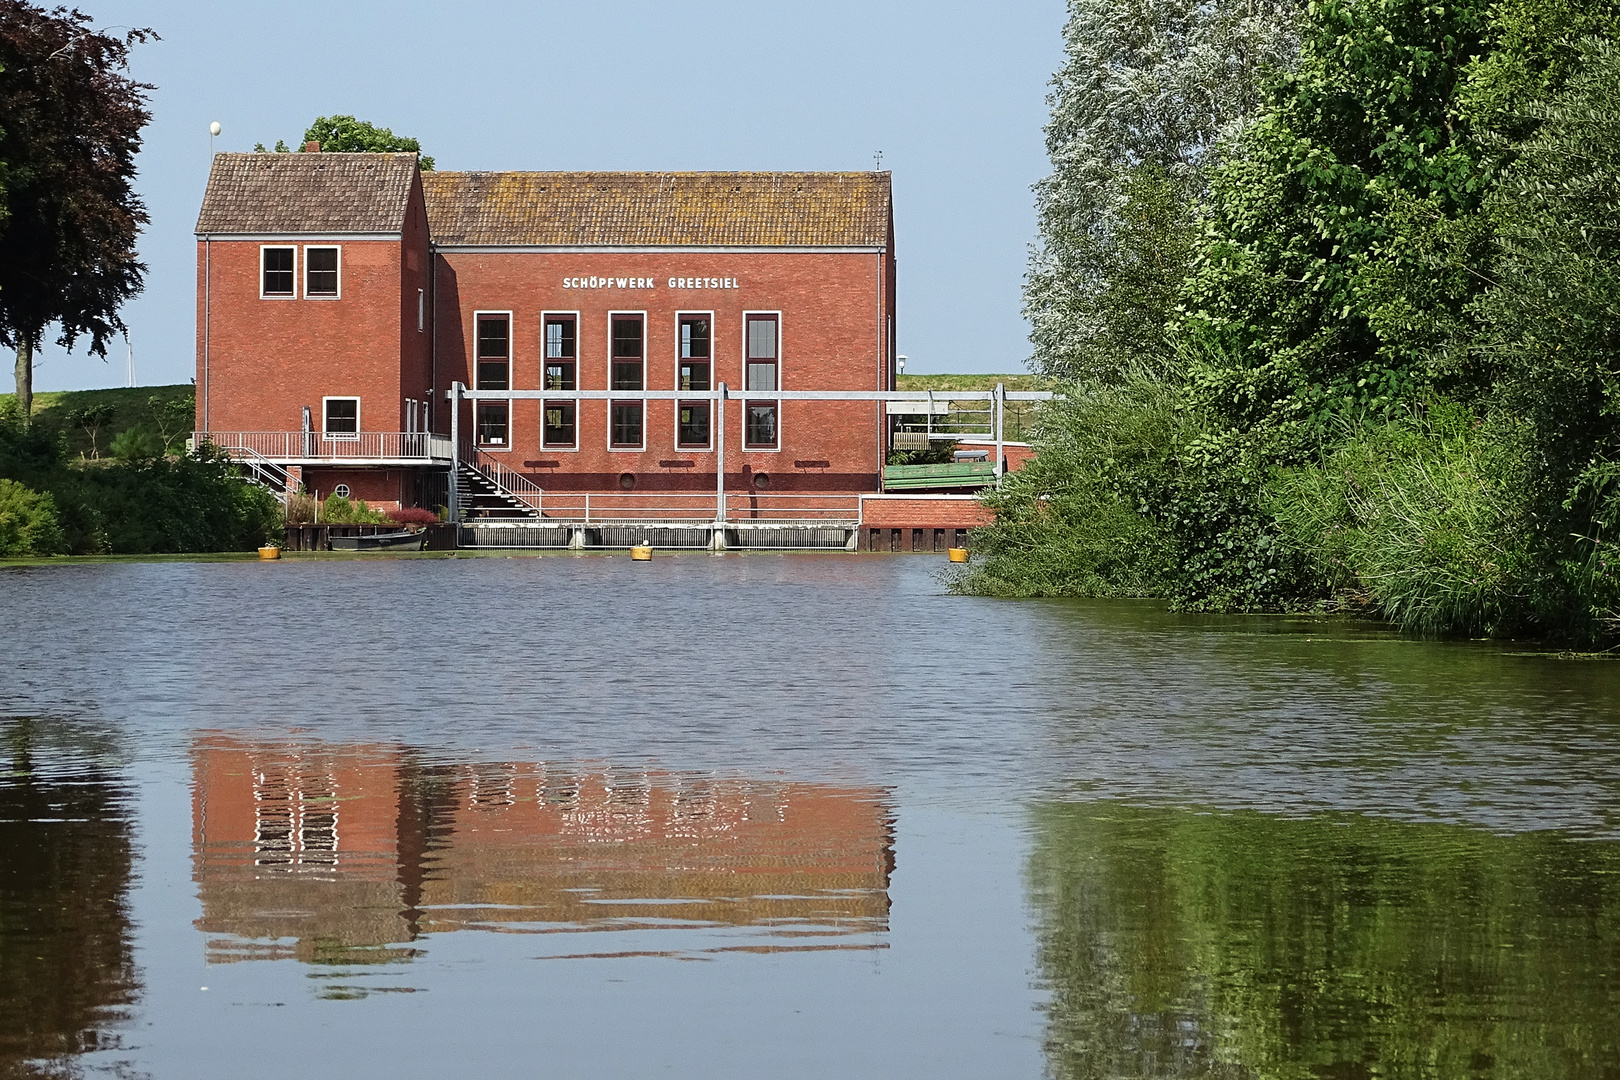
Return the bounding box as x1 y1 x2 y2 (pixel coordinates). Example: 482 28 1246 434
209 440 293 506
463 447 544 511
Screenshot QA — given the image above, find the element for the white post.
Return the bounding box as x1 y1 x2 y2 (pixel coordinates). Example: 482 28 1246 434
715 383 728 523
448 382 462 522
994 382 1005 484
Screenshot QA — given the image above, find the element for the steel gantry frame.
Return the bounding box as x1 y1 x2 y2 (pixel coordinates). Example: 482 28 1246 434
445 382 1058 524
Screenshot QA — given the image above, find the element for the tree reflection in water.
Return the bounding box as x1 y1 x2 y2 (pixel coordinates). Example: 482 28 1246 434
0 718 138 1079
1029 803 1620 1079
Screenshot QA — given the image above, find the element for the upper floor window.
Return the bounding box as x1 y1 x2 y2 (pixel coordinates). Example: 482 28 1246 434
746 315 777 391
261 246 295 298
476 313 510 391
305 246 340 298
323 397 359 439
545 315 576 391
611 315 643 391
679 315 710 391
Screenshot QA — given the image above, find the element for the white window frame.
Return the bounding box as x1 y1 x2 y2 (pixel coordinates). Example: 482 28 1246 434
673 310 715 452
322 396 360 440
608 310 647 453
471 309 515 451
741 310 783 453
475 400 513 451
607 401 646 453
259 245 298 300
417 288 425 332
541 310 581 453
302 245 342 300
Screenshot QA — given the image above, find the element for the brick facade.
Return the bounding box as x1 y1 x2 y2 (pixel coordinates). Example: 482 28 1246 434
434 249 892 492
196 156 899 511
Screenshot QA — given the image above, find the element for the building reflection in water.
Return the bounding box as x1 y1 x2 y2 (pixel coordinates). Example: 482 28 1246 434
0 718 139 1079
1029 802 1620 1079
191 736 894 968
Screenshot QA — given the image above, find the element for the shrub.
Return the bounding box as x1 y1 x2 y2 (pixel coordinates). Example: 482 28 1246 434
108 425 166 460
320 494 389 524
285 490 317 525
1267 402 1532 636
386 506 438 525
952 371 1181 598
0 479 68 556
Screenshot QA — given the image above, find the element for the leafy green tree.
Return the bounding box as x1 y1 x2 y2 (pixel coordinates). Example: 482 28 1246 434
0 476 65 555
67 402 115 459
1479 37 1620 635
1026 0 1298 380
257 115 434 170
0 4 153 426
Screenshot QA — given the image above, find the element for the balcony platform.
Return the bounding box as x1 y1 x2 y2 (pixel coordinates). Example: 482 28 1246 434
195 431 453 467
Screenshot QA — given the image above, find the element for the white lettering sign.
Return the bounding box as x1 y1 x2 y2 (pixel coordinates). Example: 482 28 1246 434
668 276 738 289
561 276 658 289
557 275 742 290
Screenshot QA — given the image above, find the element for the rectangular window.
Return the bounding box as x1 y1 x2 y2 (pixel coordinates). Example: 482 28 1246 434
678 402 710 448
611 315 643 391
746 315 778 391
305 246 339 298
323 397 359 438
544 315 576 390
678 314 710 391
476 313 510 391
477 402 510 446
544 402 577 448
417 289 425 332
262 247 295 297
610 402 643 448
744 402 778 449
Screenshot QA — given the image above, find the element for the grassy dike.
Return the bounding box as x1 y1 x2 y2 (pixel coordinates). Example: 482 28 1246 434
0 384 196 459
0 383 281 557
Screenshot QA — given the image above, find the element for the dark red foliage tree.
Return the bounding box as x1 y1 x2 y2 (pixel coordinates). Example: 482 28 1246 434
0 4 154 424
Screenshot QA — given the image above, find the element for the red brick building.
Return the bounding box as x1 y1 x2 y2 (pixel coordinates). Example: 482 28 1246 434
196 152 898 519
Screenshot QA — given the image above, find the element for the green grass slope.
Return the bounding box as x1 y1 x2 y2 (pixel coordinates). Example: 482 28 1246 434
0 384 195 459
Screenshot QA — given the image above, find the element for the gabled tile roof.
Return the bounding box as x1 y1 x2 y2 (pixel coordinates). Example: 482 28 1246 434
421 171 891 248
196 153 419 235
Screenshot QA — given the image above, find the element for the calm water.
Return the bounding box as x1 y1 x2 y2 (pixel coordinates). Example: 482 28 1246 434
2 555 1619 1078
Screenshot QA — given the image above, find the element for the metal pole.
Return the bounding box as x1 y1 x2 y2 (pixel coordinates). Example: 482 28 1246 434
448 381 461 522
715 382 728 522
994 382 1005 484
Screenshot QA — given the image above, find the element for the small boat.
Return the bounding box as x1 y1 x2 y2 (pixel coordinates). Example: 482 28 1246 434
329 530 426 552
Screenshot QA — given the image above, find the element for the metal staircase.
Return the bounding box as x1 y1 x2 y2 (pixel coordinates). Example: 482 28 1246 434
455 456 542 518
224 445 294 508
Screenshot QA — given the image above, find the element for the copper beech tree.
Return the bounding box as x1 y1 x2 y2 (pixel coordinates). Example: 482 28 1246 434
0 3 153 424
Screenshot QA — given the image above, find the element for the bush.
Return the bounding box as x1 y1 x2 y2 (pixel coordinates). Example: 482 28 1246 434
952 372 1181 597
386 506 438 526
1268 402 1531 636
320 494 389 524
108 425 166 460
285 490 317 525
0 479 68 556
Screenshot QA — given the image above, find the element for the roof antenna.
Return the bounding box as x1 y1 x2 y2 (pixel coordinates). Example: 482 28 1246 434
209 121 221 158
873 149 883 170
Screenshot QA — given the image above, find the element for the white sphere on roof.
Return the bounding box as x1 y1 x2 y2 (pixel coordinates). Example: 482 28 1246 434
209 121 221 136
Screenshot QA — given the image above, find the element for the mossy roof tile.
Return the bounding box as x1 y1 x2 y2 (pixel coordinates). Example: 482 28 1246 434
196 153 419 235
422 171 891 248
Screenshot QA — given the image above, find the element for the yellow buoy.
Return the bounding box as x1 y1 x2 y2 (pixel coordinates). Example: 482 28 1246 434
258 545 282 560
947 547 970 563
630 543 653 561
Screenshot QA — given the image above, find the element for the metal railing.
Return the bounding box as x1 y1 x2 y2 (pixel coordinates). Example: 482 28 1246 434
195 431 454 462
532 491 861 524
222 444 294 506
464 449 545 511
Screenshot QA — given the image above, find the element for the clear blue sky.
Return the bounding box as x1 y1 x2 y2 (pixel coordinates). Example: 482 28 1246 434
29 0 1064 391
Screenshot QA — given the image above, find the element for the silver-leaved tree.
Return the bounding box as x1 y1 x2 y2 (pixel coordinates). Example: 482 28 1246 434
1025 0 1299 381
